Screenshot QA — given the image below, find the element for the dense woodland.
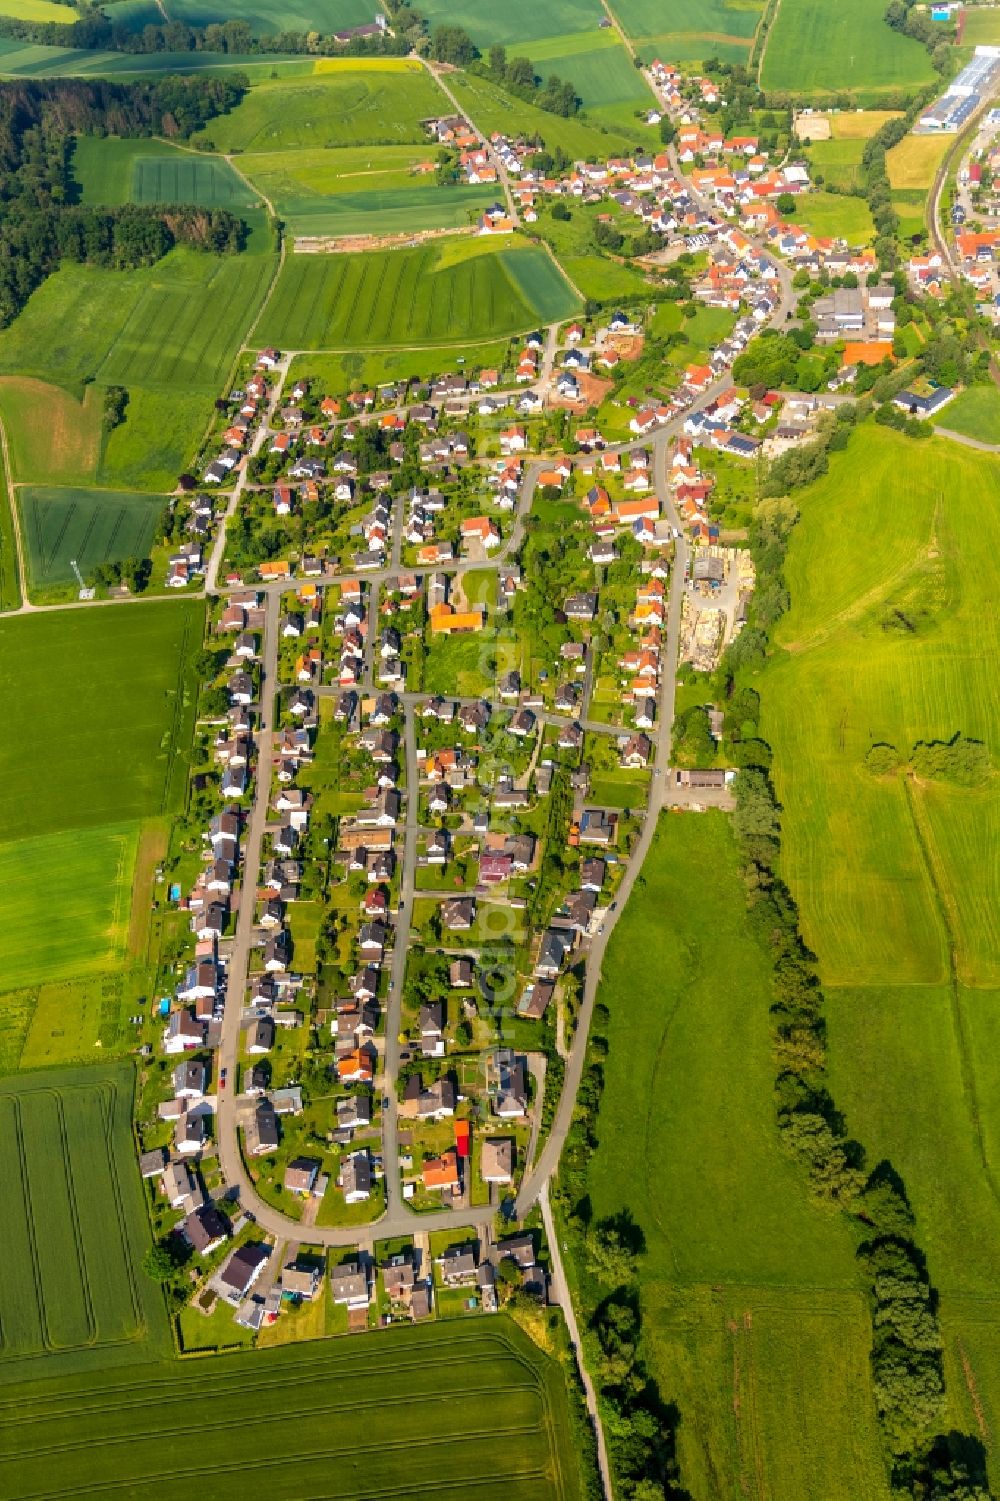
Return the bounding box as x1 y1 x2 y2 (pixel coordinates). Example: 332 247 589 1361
0 76 248 328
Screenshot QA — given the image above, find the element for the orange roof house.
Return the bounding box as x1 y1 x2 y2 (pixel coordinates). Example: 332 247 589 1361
429 603 484 635
422 1147 460 1191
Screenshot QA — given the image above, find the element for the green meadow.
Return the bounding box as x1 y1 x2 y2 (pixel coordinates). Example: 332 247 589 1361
255 240 579 350
159 0 374 33
190 62 448 152
525 28 653 129
761 0 935 95
0 600 203 840
585 811 886 1500
610 0 762 65
0 224 277 491
938 384 1000 444
762 427 1000 989
0 825 139 990
445 69 646 160
407 0 598 47
288 338 512 392
783 189 875 244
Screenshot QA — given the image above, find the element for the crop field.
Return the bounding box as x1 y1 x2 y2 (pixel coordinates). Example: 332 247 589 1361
585 812 885 1499
255 241 579 349
239 146 496 235
0 1317 581 1497
0 36 293 78
407 0 598 47
0 377 101 486
18 486 164 590
525 29 652 123
445 69 645 159
0 1064 168 1384
0 237 277 394
71 135 259 208
886 131 951 189
761 426 1000 988
0 600 203 841
761 0 935 95
160 0 374 33
830 109 902 138
0 825 138 990
612 0 761 65
191 64 449 152
0 0 74 19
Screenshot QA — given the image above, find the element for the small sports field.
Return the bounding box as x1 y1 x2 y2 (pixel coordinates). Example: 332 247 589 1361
18 485 164 589
0 1064 168 1383
255 240 579 349
0 1317 582 1496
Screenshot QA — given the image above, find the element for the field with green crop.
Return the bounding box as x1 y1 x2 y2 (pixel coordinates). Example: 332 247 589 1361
445 69 646 160
962 6 1000 45
191 62 448 152
611 0 762 65
160 0 374 33
761 0 935 95
0 600 203 840
0 35 295 78
0 226 277 491
0 0 74 19
239 145 495 235
71 135 259 209
761 426 1000 989
525 29 653 127
0 1064 168 1384
18 486 164 591
0 825 139 990
407 0 597 46
939 384 1000 443
584 811 886 1499
255 240 579 349
0 1316 581 1496
0 471 21 612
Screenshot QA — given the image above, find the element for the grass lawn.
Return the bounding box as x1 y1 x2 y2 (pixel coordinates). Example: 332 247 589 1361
423 627 499 697
190 62 449 152
962 7 1000 44
0 1063 169 1385
18 485 164 596
886 131 951 190
0 599 203 840
255 240 578 351
806 136 866 191
177 1298 255 1352
788 190 875 243
583 810 885 1499
939 384 1000 443
0 1317 586 1497
761 425 1000 989
0 377 102 487
761 0 935 95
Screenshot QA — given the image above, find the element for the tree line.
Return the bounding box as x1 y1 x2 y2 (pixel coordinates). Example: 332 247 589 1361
0 77 248 328
431 27 582 117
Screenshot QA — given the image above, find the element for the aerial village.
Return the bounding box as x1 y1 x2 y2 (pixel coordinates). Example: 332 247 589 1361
131 49 959 1339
